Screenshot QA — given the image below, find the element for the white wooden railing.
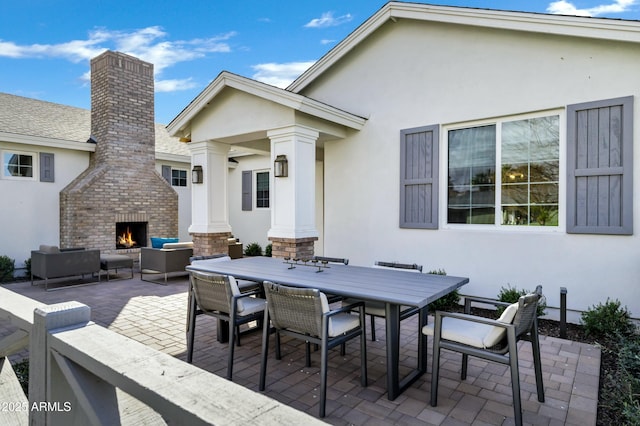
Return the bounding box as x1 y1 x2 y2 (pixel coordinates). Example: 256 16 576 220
0 287 324 425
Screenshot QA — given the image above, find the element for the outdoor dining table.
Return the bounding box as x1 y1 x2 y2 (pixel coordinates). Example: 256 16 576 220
186 256 469 400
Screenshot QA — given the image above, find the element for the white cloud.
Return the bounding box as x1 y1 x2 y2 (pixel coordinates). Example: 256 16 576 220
304 12 353 28
0 27 236 92
155 78 198 92
252 61 316 88
547 0 636 16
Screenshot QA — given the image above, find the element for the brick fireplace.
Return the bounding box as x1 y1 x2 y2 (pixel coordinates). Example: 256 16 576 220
60 51 178 255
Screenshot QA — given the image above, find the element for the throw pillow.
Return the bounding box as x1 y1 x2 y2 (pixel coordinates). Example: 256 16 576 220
150 237 179 249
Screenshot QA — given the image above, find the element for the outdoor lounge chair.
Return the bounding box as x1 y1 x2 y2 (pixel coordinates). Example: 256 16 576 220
259 281 367 418
344 260 423 341
140 244 193 284
423 285 545 426
186 271 266 380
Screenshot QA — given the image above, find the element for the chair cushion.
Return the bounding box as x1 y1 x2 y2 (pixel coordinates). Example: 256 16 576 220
162 241 193 249
422 302 519 349
238 297 266 316
227 275 265 315
483 302 519 347
323 293 360 336
328 313 361 337
342 299 411 317
362 301 413 317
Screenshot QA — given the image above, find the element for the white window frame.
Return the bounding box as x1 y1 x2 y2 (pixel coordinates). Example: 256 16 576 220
440 108 566 232
2 149 37 181
255 169 270 209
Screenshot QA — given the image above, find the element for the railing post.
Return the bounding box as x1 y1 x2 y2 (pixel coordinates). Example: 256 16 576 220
29 302 91 426
560 287 567 339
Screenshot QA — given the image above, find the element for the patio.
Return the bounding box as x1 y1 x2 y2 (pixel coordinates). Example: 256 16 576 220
1 275 600 425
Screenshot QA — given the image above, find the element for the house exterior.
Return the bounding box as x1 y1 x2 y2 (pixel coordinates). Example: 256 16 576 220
0 89 192 270
171 2 639 319
168 2 640 317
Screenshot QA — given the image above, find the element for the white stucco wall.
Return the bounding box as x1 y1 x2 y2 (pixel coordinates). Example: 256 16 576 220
0 143 90 268
0 141 193 273
228 155 273 251
301 19 640 317
155 160 192 242
227 155 325 255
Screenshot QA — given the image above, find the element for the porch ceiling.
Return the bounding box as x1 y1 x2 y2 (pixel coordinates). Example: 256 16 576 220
166 71 366 151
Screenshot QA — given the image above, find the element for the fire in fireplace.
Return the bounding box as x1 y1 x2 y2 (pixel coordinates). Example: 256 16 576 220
115 222 148 249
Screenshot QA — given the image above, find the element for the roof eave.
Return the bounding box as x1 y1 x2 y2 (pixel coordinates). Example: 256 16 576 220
288 1 640 93
155 152 191 163
0 131 96 152
166 71 366 137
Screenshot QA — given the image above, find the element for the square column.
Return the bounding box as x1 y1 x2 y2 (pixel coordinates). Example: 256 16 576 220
267 125 319 258
188 140 233 256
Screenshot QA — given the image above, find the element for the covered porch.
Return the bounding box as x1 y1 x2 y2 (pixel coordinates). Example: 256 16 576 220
167 72 366 259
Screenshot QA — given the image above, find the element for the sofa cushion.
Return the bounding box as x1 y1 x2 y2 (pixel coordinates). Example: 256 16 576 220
162 242 193 249
39 245 60 253
150 237 179 249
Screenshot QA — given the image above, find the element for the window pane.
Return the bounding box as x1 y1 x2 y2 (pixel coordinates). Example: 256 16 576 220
530 161 558 183
469 207 495 224
171 169 187 187
502 184 528 205
501 116 559 226
256 172 269 208
530 183 558 204
501 163 528 183
448 125 496 224
3 153 33 177
502 206 529 225
530 205 558 226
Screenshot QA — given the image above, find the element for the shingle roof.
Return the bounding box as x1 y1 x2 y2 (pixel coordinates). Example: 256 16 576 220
0 92 189 157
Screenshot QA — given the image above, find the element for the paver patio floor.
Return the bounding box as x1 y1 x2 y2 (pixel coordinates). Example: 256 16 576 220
1 274 600 425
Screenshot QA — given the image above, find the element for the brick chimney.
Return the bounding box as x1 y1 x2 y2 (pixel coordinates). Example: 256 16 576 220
60 51 178 254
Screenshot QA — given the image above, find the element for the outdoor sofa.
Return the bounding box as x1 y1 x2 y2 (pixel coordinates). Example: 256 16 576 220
31 245 101 291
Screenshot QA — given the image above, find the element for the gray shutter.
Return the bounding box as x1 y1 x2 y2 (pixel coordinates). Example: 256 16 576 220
242 170 252 211
161 165 171 183
400 125 439 229
39 152 54 182
566 96 633 235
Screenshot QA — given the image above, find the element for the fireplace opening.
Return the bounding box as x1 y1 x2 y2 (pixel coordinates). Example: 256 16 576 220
116 221 148 249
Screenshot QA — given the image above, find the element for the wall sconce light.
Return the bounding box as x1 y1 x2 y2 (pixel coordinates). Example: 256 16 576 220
274 155 288 178
191 165 203 184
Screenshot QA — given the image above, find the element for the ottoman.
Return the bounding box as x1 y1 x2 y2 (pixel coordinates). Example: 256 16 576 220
100 254 134 281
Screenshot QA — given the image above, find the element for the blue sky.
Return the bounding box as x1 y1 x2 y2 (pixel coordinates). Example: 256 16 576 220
1 0 638 124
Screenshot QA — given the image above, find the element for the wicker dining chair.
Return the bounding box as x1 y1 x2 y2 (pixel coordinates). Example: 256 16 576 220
259 281 367 418
186 271 266 380
424 285 545 426
344 260 423 341
311 255 349 265
312 255 349 304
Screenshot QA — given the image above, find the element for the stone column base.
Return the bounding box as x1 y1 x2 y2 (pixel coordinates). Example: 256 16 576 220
268 236 318 259
190 232 233 257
